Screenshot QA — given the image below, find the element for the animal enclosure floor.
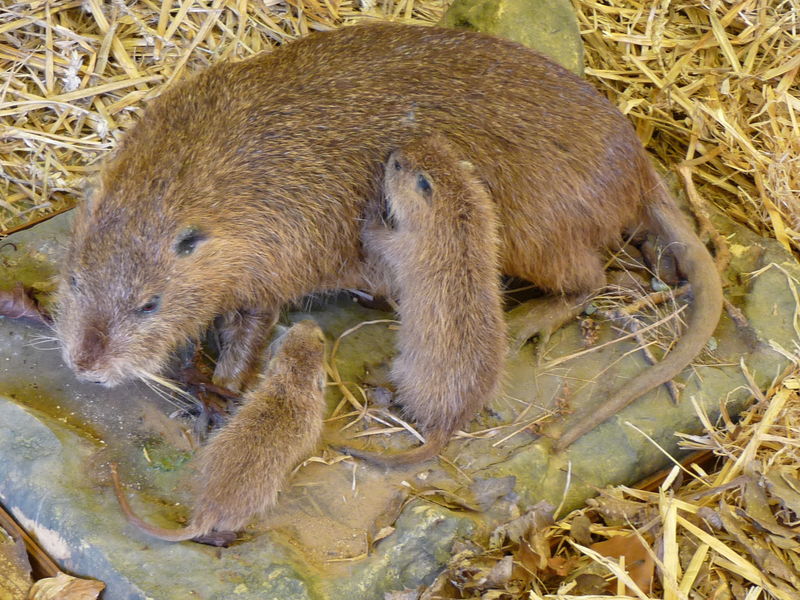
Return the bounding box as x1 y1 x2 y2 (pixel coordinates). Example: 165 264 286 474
0 209 796 598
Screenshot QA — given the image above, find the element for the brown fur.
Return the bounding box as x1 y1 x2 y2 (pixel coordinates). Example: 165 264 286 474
56 23 722 452
111 320 326 542
342 135 506 466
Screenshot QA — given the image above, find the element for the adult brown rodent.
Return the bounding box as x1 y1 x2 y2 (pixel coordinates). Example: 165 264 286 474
111 320 326 543
342 134 506 466
55 23 722 453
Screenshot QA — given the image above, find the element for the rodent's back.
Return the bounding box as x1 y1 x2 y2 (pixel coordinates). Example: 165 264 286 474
98 22 645 290
61 22 651 387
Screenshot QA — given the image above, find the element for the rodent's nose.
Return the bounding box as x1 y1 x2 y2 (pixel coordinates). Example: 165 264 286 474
73 325 108 374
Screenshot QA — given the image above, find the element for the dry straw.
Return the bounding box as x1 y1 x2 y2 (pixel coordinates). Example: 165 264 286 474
572 0 799 251
416 364 800 599
1 1 796 241
0 0 447 233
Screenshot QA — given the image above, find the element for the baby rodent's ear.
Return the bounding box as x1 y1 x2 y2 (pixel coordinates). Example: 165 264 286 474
79 177 100 216
415 172 433 202
174 226 207 256
380 195 397 230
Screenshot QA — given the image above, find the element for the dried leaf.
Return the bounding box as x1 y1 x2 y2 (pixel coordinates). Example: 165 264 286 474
489 501 554 549
372 526 395 544
0 283 51 326
762 469 800 517
590 534 654 595
569 514 594 546
587 490 651 526
737 477 797 543
737 476 796 538
545 556 571 578
484 555 513 588
515 538 545 574
717 502 800 590
27 572 104 600
418 569 456 600
572 573 608 595
697 507 723 531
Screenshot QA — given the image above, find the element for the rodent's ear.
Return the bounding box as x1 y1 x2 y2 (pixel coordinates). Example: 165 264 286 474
458 160 476 173
386 149 403 173
174 226 207 256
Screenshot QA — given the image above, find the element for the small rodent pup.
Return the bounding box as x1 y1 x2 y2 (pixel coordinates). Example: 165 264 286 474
55 23 722 454
342 134 506 466
111 320 327 543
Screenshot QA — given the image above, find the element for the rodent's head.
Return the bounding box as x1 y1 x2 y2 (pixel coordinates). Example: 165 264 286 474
383 134 476 228
267 320 327 391
55 178 243 387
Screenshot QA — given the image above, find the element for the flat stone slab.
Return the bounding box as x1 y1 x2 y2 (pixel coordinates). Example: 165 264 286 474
440 0 585 75
1 188 798 598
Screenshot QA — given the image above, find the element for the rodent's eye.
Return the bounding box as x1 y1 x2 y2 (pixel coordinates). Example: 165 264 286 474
137 295 161 315
69 275 78 290
416 173 432 196
393 160 402 171
174 227 206 256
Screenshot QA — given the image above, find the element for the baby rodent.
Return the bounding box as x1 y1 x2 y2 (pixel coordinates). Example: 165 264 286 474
111 320 326 543
56 23 722 453
342 135 506 466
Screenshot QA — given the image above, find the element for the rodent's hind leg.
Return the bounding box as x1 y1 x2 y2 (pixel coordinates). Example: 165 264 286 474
506 294 591 355
507 248 604 354
214 308 278 392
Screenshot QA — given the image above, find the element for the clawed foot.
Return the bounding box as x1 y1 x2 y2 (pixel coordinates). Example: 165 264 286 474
174 351 241 434
506 295 590 355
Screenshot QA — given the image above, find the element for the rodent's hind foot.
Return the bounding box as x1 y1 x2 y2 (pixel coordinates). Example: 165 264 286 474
191 531 238 547
506 294 591 355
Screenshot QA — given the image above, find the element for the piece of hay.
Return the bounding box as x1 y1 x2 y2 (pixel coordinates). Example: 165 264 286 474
0 0 448 233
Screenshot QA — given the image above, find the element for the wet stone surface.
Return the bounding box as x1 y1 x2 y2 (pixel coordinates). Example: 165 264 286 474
1 182 798 598
440 0 585 75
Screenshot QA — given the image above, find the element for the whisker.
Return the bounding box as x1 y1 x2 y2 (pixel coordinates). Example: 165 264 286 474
136 370 198 411
140 379 191 412
24 341 61 351
29 332 60 341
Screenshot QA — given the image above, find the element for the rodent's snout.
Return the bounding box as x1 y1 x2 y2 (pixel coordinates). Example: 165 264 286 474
63 322 120 386
72 324 106 370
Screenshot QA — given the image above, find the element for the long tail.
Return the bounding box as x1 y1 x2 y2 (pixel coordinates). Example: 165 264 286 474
334 428 451 468
110 463 201 543
554 174 723 451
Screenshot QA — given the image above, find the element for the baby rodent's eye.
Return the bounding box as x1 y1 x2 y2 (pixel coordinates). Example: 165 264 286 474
393 160 402 171
174 226 206 256
416 173 432 197
69 275 78 290
137 295 161 315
